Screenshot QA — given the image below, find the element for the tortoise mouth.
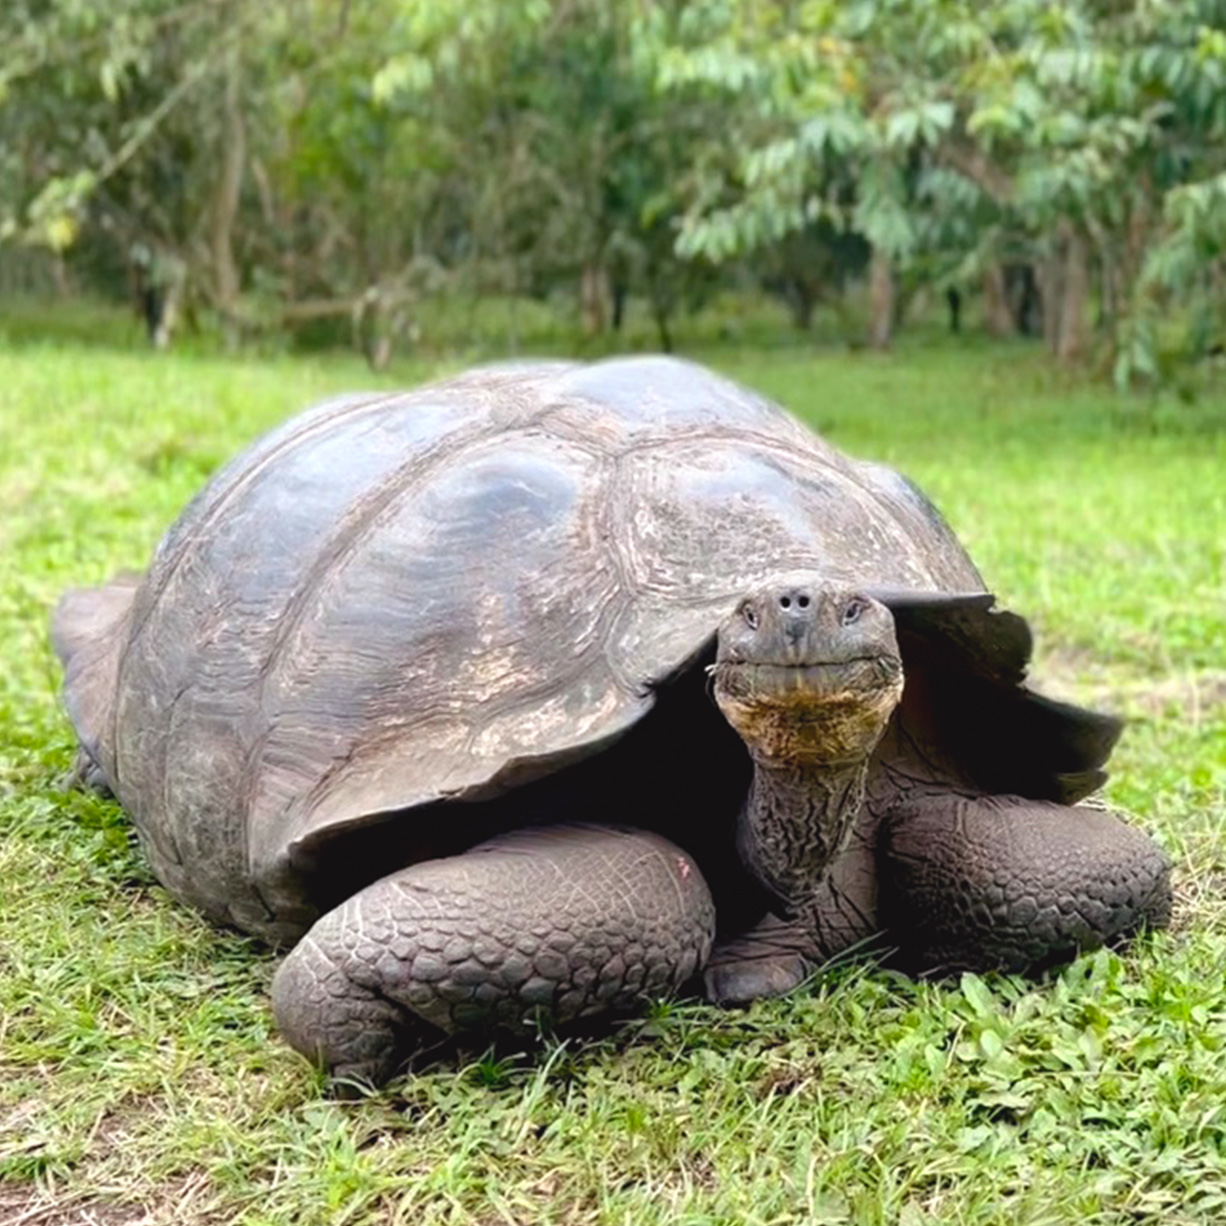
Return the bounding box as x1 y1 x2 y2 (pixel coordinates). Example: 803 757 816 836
713 653 902 703
712 654 904 764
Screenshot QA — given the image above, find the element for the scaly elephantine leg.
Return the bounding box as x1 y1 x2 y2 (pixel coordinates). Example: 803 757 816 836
878 794 1172 974
271 825 714 1087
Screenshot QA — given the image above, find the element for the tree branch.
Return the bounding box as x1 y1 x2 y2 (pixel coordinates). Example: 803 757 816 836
939 140 1015 205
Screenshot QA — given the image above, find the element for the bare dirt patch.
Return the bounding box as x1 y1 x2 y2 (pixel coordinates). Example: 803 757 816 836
0 1173 217 1226
1171 856 1226 935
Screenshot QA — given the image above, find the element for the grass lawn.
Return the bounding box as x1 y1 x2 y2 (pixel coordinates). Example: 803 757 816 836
1 319 1224 1225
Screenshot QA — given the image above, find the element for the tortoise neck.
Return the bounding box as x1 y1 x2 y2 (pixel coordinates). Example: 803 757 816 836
737 754 870 913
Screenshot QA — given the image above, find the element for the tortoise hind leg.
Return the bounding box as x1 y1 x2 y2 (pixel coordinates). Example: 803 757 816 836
878 794 1172 974
271 825 715 1088
53 572 142 796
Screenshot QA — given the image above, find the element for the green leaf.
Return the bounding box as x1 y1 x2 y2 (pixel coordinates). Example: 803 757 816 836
978 1028 1004 1060
960 973 996 1019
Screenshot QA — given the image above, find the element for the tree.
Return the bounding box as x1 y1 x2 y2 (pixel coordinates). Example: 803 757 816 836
370 0 726 349
6 0 1226 378
641 0 1226 376
2 0 271 337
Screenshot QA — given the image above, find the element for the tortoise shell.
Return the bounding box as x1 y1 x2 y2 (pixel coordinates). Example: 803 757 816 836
59 356 1000 940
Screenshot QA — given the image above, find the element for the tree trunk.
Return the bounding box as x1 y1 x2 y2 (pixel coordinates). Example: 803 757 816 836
611 278 628 332
154 272 184 350
210 44 246 340
50 254 70 297
1097 255 1118 330
783 277 816 330
867 247 894 350
645 268 675 352
982 265 1015 336
580 262 608 335
1008 265 1043 336
1123 176 1153 292
1038 256 1063 355
1054 226 1089 364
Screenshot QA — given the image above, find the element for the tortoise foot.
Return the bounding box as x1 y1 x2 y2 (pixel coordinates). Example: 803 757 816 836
704 914 819 1005
272 933 433 1091
272 825 715 1084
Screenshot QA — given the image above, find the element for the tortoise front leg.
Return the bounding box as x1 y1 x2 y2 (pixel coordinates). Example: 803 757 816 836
703 830 888 1005
271 825 714 1088
878 795 1172 974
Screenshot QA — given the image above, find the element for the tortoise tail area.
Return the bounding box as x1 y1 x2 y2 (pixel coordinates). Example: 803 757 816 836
52 572 141 792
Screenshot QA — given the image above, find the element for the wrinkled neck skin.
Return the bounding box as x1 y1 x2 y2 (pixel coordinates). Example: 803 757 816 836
866 673 981 810
737 750 872 917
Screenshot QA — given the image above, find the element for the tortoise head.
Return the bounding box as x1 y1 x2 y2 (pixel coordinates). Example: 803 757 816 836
710 577 906 909
711 578 904 767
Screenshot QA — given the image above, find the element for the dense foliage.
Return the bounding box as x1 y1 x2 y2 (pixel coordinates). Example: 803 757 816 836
3 0 1226 377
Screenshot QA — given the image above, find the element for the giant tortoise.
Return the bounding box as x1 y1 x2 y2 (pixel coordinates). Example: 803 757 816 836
54 356 1171 1087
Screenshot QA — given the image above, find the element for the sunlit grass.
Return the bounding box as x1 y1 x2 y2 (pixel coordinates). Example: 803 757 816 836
1 315 1223 1224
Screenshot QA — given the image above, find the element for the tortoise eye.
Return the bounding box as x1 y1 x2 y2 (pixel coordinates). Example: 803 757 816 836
841 599 866 626
742 603 759 630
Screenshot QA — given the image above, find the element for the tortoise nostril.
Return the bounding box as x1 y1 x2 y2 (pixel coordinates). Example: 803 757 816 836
779 596 791 610
797 594 810 609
